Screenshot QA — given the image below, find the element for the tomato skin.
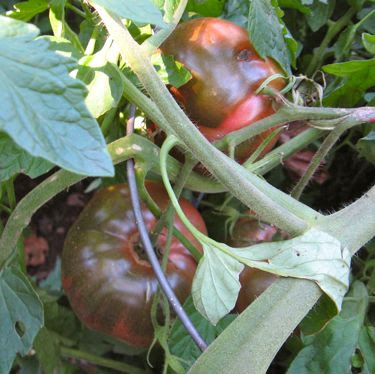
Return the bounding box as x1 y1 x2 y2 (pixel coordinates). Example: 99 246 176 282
229 214 285 313
160 18 284 161
62 181 207 347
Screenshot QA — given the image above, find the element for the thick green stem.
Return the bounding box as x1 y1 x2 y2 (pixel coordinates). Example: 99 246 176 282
317 185 375 254
306 6 357 76
96 7 319 234
60 347 146 374
247 127 324 174
190 278 321 374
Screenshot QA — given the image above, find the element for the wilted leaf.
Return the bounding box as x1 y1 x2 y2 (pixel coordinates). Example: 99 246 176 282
24 235 49 267
231 228 351 311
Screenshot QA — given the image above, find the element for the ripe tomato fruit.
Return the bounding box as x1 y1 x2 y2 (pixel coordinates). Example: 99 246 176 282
62 181 207 347
160 17 285 162
229 214 286 313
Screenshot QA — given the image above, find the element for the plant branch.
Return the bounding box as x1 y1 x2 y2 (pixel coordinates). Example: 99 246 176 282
291 125 347 200
189 278 321 374
318 185 375 254
96 6 319 234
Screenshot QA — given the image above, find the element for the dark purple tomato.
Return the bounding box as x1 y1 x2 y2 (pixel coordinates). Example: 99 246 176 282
62 181 207 347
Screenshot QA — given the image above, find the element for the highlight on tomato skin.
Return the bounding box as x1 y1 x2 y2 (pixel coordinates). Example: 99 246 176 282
159 17 285 163
61 181 207 348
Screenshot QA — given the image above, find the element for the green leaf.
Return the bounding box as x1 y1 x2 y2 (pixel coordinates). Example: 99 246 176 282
287 281 368 374
0 132 53 181
192 243 244 325
278 0 310 13
88 0 166 28
41 35 83 60
306 0 335 32
231 228 351 311
192 228 350 324
223 0 249 28
356 129 375 165
0 16 114 177
333 25 357 60
186 0 226 16
49 0 84 53
169 297 236 370
359 326 375 374
153 0 179 23
0 266 44 374
323 59 375 107
7 0 49 21
248 0 292 74
347 0 366 10
299 293 337 335
34 327 62 373
38 258 62 293
77 51 124 118
362 32 375 54
150 53 192 88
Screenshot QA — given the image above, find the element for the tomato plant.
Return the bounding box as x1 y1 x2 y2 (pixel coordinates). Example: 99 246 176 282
1 1 375 374
160 17 285 162
61 181 207 347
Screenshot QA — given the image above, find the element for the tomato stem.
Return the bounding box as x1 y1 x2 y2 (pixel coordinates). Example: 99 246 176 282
290 125 346 200
317 185 375 255
96 6 316 233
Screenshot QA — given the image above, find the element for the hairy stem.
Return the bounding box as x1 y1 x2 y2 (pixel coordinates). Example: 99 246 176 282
291 125 346 200
96 7 318 234
318 185 375 254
